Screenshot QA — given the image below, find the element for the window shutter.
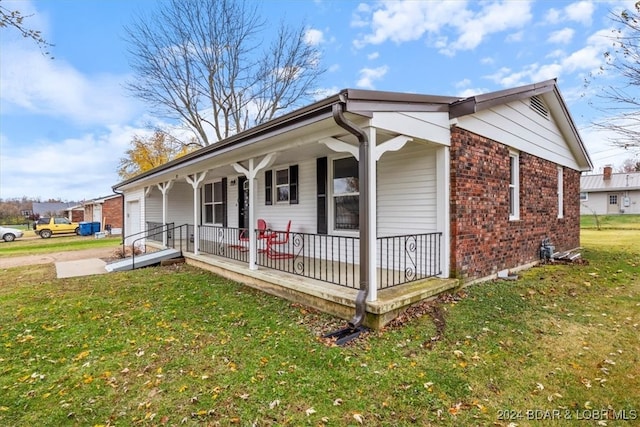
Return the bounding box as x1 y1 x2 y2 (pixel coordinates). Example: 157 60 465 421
221 177 228 227
289 165 299 204
316 157 327 234
265 170 272 205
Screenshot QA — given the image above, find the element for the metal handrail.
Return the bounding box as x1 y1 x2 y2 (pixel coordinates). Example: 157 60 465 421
130 223 187 269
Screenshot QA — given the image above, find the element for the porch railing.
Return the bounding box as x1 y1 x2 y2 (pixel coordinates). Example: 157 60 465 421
257 231 360 289
146 221 175 244
377 232 442 288
184 224 441 290
188 224 249 263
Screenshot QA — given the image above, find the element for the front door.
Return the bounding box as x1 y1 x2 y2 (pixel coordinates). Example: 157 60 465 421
238 176 249 230
607 193 619 214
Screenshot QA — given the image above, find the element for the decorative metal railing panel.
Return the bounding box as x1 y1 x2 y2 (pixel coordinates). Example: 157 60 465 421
377 232 442 288
183 224 442 290
257 231 359 289
190 225 248 263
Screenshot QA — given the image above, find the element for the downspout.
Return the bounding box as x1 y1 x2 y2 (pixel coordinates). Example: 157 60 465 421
332 98 369 329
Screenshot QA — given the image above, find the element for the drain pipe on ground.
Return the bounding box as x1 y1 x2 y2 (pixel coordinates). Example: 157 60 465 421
323 98 370 344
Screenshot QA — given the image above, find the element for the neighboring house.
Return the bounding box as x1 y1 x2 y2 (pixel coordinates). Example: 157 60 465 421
83 194 124 234
580 167 640 215
32 202 83 222
113 79 592 330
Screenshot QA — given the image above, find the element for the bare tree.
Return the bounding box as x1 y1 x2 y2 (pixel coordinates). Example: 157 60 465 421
618 157 640 172
0 0 53 57
590 2 640 151
125 0 324 147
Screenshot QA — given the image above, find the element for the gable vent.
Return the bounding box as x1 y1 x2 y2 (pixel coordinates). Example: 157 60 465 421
530 95 549 119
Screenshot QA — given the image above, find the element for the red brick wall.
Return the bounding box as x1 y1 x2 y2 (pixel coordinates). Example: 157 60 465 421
449 127 580 281
102 196 123 229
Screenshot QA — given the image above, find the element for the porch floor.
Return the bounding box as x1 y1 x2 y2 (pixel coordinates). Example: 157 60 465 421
179 247 459 330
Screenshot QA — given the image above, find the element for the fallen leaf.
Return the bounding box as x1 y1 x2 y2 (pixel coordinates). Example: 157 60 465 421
353 413 364 424
333 398 343 406
305 407 316 416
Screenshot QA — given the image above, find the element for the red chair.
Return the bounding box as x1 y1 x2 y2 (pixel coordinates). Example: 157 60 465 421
266 220 293 259
235 219 270 252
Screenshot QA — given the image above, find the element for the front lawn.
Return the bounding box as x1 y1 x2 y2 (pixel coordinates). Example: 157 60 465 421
0 231 638 426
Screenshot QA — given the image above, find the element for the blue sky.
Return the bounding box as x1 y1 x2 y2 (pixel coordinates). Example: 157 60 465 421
1 0 638 202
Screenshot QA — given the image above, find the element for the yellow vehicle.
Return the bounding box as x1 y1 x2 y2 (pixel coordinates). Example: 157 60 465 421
34 217 80 238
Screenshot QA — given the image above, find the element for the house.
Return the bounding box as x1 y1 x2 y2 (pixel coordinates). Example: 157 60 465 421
580 167 640 215
83 194 124 234
113 79 592 330
32 202 84 222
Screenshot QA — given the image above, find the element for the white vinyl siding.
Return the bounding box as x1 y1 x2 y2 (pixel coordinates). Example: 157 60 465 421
145 182 194 226
377 142 438 236
255 158 316 233
455 97 581 170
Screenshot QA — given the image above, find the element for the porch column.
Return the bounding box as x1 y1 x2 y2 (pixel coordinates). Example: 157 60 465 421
436 146 451 278
232 153 277 270
186 172 207 255
364 127 378 302
157 180 174 247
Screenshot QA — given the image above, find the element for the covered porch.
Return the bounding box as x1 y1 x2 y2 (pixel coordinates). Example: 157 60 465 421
119 90 457 329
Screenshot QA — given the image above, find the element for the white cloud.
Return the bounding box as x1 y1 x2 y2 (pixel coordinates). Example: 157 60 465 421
352 0 533 56
356 66 389 89
484 29 612 87
544 8 562 25
543 1 594 27
457 87 491 98
506 31 524 43
367 51 380 60
0 45 138 126
0 124 142 200
565 1 594 26
548 27 575 44
455 78 472 89
304 28 325 46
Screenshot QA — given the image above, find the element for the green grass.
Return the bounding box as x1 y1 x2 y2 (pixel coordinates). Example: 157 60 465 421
0 231 638 426
0 235 121 257
580 214 640 229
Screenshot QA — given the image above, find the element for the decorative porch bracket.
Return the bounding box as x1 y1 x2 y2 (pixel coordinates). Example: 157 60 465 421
319 137 359 160
157 180 174 247
185 172 207 255
374 135 413 161
232 152 277 270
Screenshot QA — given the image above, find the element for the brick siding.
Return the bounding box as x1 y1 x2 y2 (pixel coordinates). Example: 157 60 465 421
449 127 580 282
102 196 123 229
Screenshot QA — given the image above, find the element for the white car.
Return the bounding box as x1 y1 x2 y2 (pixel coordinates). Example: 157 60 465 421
0 226 24 242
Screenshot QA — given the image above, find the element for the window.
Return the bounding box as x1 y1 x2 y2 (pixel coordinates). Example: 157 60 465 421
333 157 359 230
54 217 71 225
580 192 588 201
609 194 618 205
557 166 564 218
203 181 225 224
509 151 520 220
276 168 289 202
265 166 298 205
